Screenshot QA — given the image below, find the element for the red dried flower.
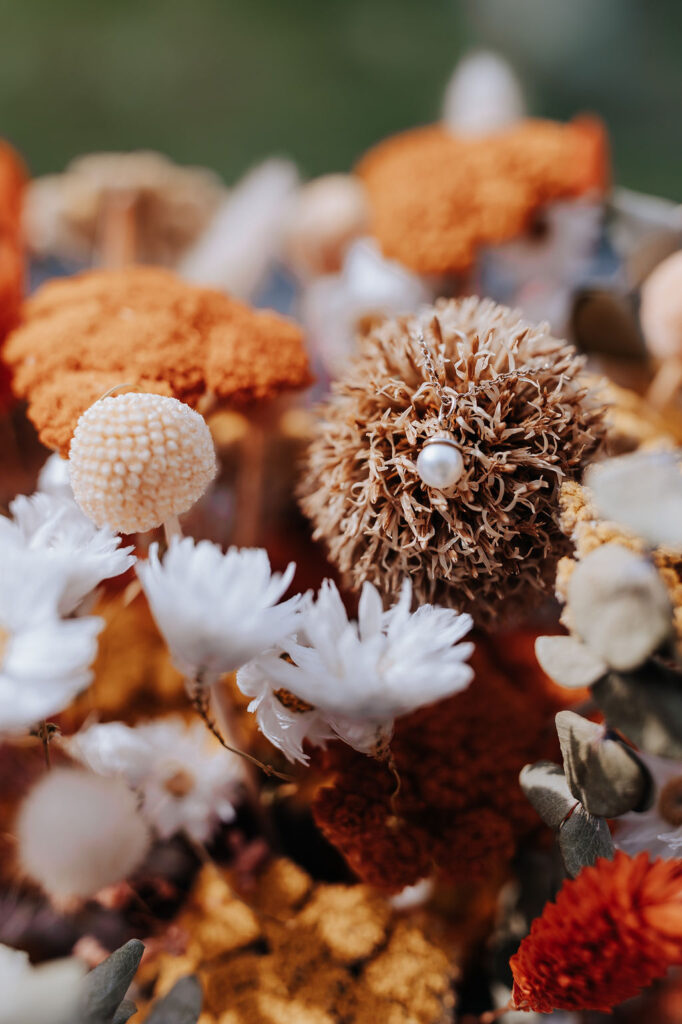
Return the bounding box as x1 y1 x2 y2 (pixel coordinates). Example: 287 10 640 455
510 852 682 1013
313 631 564 892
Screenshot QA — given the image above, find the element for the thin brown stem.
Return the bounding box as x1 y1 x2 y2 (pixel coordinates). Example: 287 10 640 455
190 681 292 782
479 998 515 1023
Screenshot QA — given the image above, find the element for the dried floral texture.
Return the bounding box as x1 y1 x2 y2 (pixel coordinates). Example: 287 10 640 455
4 266 312 454
24 150 225 266
510 852 682 1013
141 858 457 1024
0 140 26 402
312 633 564 892
299 297 604 621
557 480 682 641
357 116 608 275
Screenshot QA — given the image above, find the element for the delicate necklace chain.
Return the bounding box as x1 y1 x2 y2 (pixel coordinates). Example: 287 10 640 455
412 326 545 428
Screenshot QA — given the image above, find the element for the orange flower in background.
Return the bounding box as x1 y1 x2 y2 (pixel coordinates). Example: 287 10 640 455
0 139 27 402
313 631 564 892
510 852 682 1013
4 265 312 453
357 116 608 276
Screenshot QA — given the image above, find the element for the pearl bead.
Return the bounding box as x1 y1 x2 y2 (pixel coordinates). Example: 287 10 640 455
416 438 464 491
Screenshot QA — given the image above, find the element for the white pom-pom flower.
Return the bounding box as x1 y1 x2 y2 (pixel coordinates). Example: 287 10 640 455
69 392 217 534
0 491 134 614
137 538 302 685
16 768 151 902
0 544 102 734
68 715 244 843
0 944 86 1024
238 579 474 757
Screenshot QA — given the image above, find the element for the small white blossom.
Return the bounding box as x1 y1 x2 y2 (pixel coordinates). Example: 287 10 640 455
238 579 474 757
237 658 334 764
0 491 135 615
0 544 102 734
68 716 244 843
442 50 525 137
137 538 301 685
615 751 682 859
0 944 86 1024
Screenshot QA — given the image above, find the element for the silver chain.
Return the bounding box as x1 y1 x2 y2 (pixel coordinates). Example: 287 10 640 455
412 326 545 429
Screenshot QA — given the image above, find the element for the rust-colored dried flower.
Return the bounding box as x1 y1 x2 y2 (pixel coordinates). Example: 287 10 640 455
141 858 457 1024
357 117 608 276
299 297 604 620
312 633 564 892
4 266 312 454
510 852 682 1013
0 140 26 399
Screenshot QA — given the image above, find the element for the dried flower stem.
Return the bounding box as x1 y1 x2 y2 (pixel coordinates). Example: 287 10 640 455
189 675 291 782
478 999 514 1023
98 189 138 268
163 515 183 546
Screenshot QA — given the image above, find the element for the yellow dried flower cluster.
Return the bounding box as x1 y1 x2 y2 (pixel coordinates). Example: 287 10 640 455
140 859 457 1024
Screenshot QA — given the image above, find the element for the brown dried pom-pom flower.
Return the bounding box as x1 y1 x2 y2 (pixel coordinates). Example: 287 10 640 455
299 296 605 621
4 266 312 455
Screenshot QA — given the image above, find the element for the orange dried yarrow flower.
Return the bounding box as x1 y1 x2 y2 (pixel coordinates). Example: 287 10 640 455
299 296 605 621
357 116 608 275
4 266 312 454
510 852 682 1013
313 633 564 892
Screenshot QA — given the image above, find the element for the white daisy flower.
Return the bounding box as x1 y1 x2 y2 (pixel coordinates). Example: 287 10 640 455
67 715 244 843
0 491 135 615
137 538 302 685
0 544 103 734
0 944 86 1024
615 751 682 859
238 579 474 757
237 657 334 764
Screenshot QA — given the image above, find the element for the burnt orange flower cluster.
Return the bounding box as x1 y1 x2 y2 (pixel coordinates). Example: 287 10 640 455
357 117 608 276
510 852 682 1013
313 632 566 892
0 140 26 403
4 265 312 453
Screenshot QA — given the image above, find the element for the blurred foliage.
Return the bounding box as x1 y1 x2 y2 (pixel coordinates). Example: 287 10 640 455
0 0 680 197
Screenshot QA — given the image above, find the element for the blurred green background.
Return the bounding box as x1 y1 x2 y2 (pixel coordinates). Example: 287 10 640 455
1 0 680 198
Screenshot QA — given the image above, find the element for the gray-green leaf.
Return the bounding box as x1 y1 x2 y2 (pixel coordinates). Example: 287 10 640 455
593 663 682 758
146 976 203 1024
112 999 138 1024
559 803 615 877
555 710 650 817
79 940 145 1024
519 761 576 829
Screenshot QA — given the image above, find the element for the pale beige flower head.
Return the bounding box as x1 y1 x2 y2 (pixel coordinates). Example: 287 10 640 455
69 392 217 533
299 296 605 621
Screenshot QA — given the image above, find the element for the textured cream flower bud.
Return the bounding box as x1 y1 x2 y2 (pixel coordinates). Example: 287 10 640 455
69 392 217 533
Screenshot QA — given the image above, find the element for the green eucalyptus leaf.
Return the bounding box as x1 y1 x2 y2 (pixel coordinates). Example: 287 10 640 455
519 761 576 829
112 999 138 1024
556 710 650 817
79 940 145 1024
559 804 615 878
146 976 202 1024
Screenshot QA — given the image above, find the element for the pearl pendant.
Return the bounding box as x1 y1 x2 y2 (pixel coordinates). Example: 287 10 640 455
416 436 464 491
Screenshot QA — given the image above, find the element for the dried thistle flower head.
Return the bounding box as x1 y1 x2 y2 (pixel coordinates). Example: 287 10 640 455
299 297 605 620
69 392 217 533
